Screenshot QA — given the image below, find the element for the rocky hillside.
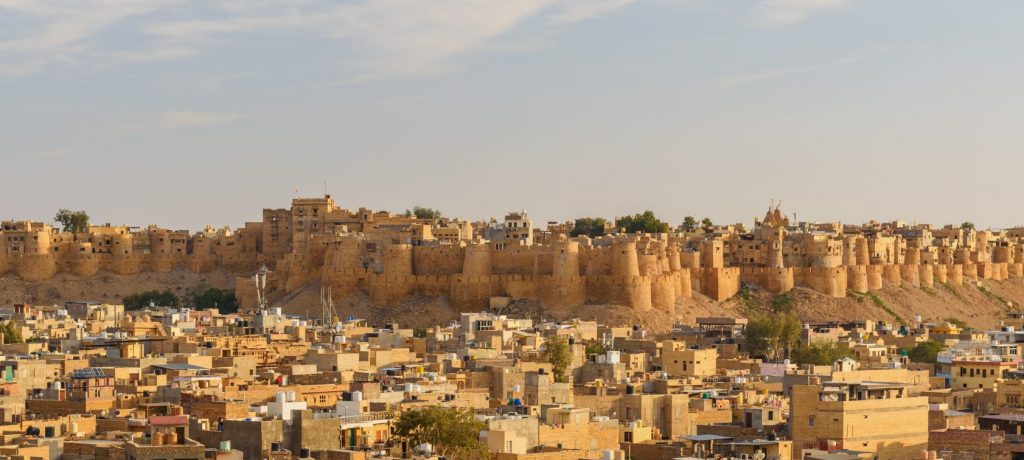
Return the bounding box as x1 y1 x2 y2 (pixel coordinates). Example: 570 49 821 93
272 277 1024 333
2 270 1021 333
0 268 236 306
732 279 1022 330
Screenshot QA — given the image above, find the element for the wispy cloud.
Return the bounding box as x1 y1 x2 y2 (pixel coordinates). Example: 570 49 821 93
157 111 244 129
0 0 178 67
717 55 863 89
0 0 641 79
548 0 640 25
109 45 197 62
754 0 854 26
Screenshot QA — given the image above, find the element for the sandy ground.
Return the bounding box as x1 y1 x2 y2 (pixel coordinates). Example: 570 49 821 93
3 270 1022 333
272 279 1024 333
0 267 236 305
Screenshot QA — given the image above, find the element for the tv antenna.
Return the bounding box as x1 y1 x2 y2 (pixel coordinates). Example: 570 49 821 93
255 264 269 313
320 284 339 327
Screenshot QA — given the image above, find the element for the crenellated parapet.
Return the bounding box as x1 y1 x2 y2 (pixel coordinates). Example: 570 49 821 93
10 201 1024 315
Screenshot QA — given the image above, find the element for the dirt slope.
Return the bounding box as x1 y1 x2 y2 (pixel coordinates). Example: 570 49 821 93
3 271 1022 333
0 268 236 305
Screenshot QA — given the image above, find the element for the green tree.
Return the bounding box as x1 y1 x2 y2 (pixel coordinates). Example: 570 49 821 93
961 222 975 230
1 321 23 344
123 290 179 310
791 340 851 365
405 206 442 220
392 406 489 460
616 211 669 234
188 286 238 314
701 217 714 229
584 340 607 356
54 209 90 233
569 217 608 238
744 312 802 362
682 216 698 232
907 340 943 364
544 335 572 383
771 293 794 313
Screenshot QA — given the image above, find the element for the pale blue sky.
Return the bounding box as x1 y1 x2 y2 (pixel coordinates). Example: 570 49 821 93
2 0 1023 230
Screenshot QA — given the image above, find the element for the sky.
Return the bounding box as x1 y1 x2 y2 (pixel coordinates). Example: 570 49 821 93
2 0 1023 231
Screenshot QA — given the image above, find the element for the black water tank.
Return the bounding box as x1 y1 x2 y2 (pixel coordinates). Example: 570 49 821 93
300 448 311 457
271 442 281 452
626 385 635 395
44 426 55 437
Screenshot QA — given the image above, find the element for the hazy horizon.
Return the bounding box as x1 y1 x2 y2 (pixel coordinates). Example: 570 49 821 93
8 195 1014 233
4 0 1024 230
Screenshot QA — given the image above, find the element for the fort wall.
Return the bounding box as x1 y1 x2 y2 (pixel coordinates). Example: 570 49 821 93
919 264 934 287
739 267 795 295
933 264 948 284
847 265 868 293
793 267 847 298
701 267 740 302
947 264 964 286
883 265 902 287
977 262 993 280
56 243 101 277
384 244 413 276
900 264 921 287
7 211 1024 317
650 273 676 312
412 245 463 275
612 240 641 278
679 268 693 298
865 265 884 291
13 254 57 282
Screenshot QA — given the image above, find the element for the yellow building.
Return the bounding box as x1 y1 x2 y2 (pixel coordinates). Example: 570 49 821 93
661 341 717 378
790 381 928 459
952 360 1014 390
996 379 1024 408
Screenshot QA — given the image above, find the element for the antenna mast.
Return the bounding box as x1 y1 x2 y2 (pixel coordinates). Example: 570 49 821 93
321 284 338 327
255 264 269 313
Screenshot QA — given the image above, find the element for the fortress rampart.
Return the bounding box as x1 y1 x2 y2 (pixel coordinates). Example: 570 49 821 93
5 199 1024 316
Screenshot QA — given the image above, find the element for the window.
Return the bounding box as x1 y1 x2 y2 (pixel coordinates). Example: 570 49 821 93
808 415 815 427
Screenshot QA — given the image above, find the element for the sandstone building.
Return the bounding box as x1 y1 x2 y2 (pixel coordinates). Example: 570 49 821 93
4 198 1024 314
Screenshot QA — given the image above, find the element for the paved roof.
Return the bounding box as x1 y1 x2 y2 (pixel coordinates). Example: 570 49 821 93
152 363 209 371
150 415 189 426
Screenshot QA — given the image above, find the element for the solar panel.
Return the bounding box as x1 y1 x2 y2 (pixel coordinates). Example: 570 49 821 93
72 368 106 379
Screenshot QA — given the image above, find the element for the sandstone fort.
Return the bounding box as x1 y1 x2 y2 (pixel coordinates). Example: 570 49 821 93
3 196 1023 314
